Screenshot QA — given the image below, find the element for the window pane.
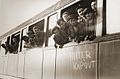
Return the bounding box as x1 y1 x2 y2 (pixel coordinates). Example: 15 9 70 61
26 20 45 48
107 0 120 34
96 0 103 36
21 28 27 51
49 14 58 29
11 33 20 54
48 13 58 46
32 20 45 47
1 38 8 55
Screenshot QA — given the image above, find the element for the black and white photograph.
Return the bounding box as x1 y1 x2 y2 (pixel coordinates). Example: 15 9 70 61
0 0 120 79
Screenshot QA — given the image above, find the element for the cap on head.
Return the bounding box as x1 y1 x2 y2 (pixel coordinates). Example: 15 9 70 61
57 18 64 25
62 12 70 16
27 31 34 35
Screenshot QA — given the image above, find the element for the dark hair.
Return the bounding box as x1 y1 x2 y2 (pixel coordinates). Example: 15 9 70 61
1 44 6 48
33 25 41 30
62 12 70 16
57 18 64 25
27 31 34 35
52 26 59 34
22 36 29 41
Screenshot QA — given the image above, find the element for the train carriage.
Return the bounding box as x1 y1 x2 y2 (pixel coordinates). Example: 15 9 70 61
0 0 120 79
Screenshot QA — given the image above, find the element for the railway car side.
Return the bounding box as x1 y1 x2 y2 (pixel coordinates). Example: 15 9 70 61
1 0 120 79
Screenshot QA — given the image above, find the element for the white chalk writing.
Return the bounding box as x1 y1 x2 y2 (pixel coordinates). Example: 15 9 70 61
73 60 95 70
72 51 96 70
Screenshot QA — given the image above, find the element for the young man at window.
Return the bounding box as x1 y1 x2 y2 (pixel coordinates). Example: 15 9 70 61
62 12 78 41
33 25 44 47
27 31 37 47
11 37 19 54
22 36 33 48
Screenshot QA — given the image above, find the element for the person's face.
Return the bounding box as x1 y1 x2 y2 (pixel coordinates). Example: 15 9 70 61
68 19 77 26
77 8 84 16
62 13 71 22
85 12 92 20
33 26 40 34
91 1 97 11
28 34 34 38
23 37 29 42
12 38 17 42
59 21 66 26
53 29 59 34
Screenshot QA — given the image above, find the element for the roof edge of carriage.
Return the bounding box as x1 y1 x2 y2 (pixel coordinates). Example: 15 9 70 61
0 0 78 40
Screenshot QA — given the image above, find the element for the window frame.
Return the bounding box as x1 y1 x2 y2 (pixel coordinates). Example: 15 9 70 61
45 12 58 47
25 19 45 48
1 36 10 55
20 27 27 52
10 31 20 54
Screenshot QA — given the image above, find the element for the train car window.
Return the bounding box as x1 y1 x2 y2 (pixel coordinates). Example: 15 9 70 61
47 0 98 48
1 36 10 55
106 0 120 34
1 38 7 55
0 41 1 51
24 19 45 48
10 32 20 54
33 20 45 47
46 13 58 47
20 28 27 51
60 0 97 43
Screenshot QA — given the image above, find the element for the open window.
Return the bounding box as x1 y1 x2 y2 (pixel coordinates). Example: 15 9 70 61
44 0 102 49
10 32 20 54
20 28 27 51
1 32 20 54
45 13 58 47
33 19 45 47
25 19 45 48
60 0 98 42
1 38 7 55
1 36 11 55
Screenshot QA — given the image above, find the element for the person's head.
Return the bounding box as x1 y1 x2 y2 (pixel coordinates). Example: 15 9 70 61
52 26 59 34
22 36 29 43
1 44 6 48
27 31 35 38
85 12 93 20
57 18 66 26
12 37 18 43
91 1 97 11
62 12 71 22
77 8 84 16
77 7 88 16
33 25 41 34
